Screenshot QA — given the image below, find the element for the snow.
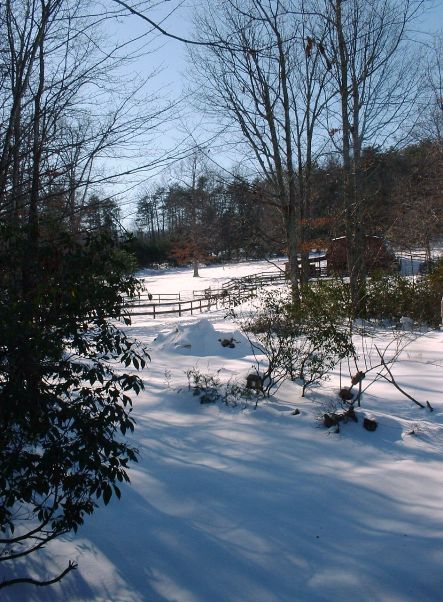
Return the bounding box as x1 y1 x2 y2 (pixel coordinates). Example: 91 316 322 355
136 258 287 299
153 319 250 358
3 261 443 602
398 242 443 276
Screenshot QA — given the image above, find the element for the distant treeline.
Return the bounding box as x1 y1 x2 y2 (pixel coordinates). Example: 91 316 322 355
130 140 443 267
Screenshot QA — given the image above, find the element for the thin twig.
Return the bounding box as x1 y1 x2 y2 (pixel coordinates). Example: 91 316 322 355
376 347 425 409
0 561 77 589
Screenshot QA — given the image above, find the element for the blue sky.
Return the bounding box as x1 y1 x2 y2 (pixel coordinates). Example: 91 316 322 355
110 0 443 93
105 1 443 222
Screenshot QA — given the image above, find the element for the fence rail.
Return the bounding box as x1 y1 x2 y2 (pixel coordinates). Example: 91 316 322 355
129 296 223 317
129 260 327 318
129 269 288 318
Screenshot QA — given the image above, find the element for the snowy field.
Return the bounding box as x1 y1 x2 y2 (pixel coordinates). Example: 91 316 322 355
4 260 443 602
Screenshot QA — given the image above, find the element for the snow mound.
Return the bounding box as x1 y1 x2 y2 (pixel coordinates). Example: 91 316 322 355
154 318 251 357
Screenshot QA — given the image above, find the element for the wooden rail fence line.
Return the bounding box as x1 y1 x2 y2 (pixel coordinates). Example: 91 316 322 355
128 269 288 318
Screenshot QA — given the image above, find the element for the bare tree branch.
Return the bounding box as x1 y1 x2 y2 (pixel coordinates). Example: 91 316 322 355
0 561 78 590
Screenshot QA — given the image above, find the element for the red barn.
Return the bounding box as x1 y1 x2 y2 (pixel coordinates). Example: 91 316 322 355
326 236 397 275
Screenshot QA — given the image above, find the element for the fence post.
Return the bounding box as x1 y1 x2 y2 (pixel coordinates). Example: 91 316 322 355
153 304 156 319
200 299 202 313
179 302 181 317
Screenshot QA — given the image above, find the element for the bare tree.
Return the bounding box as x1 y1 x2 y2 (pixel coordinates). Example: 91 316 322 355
321 0 425 315
112 0 429 302
286 0 334 278
189 0 315 300
165 151 221 275
0 0 175 237
0 0 175 588
421 33 443 147
188 0 423 302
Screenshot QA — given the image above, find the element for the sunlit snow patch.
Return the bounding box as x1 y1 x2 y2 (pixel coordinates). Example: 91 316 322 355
153 318 251 358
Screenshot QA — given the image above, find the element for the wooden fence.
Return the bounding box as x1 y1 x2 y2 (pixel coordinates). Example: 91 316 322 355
128 269 287 318
129 296 223 318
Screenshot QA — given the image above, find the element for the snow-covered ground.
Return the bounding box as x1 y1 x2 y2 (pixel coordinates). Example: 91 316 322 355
4 261 443 602
136 257 288 298
398 241 443 276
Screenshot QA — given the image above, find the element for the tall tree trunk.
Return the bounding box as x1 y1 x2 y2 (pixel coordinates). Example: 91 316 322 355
335 0 365 317
350 80 366 316
21 3 47 404
275 27 301 303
